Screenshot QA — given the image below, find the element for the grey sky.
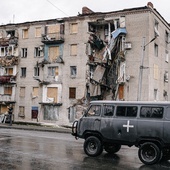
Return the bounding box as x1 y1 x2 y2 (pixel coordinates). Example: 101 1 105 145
1 0 170 25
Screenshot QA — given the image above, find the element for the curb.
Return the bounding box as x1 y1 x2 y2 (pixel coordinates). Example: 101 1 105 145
0 123 72 133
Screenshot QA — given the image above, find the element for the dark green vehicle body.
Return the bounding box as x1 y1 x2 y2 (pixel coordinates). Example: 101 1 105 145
72 101 170 165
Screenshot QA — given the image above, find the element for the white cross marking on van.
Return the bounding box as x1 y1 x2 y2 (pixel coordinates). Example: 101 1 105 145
123 120 134 132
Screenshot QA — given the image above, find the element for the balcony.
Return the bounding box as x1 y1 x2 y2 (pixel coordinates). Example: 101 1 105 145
0 75 16 84
0 37 18 46
41 33 64 44
0 56 19 66
0 94 15 102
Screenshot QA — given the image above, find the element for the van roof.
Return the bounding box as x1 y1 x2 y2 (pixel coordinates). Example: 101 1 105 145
90 100 170 105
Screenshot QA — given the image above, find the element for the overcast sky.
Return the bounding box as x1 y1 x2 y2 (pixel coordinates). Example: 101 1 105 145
1 0 170 25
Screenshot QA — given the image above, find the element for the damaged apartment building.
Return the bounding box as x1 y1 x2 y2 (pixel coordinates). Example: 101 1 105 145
0 27 18 118
0 2 169 125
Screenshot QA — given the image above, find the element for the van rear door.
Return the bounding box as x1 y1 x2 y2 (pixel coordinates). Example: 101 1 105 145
163 106 170 143
137 106 164 141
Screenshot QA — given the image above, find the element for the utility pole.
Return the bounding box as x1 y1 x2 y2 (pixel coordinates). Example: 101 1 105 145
137 36 158 101
137 37 145 101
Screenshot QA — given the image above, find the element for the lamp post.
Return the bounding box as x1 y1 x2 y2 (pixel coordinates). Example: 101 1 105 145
137 36 158 101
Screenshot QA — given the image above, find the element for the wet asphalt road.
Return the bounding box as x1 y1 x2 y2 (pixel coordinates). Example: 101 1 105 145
0 128 170 170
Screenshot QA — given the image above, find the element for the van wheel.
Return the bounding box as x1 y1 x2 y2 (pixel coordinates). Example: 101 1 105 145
84 136 103 157
104 144 121 154
138 142 162 165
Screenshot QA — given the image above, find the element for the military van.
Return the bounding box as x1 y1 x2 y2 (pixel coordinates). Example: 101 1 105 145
72 101 170 165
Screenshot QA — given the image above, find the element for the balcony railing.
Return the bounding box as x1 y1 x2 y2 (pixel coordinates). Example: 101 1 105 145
41 33 64 44
0 75 16 84
0 94 15 102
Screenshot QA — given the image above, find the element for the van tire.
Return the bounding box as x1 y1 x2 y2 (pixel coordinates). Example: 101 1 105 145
138 142 162 165
104 144 121 154
84 136 103 157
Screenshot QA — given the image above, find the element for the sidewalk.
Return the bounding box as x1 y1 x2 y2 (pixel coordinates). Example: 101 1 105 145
0 122 72 133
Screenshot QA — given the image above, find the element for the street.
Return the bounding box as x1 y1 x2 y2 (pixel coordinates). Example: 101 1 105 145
0 128 169 170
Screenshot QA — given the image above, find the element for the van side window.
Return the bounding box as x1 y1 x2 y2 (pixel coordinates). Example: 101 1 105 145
116 106 137 117
86 105 101 117
140 107 163 118
103 105 114 116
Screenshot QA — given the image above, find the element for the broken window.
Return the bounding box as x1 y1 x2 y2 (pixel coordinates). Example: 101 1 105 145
47 87 58 103
5 68 13 75
32 87 39 97
22 29 28 39
21 48 27 58
70 66 77 77
21 67 26 77
49 46 60 62
154 43 158 57
4 86 12 95
35 27 41 37
7 45 14 56
34 47 43 57
34 67 40 77
153 64 159 80
164 71 168 82
6 30 15 37
20 87 25 97
48 67 58 76
19 106 25 117
69 87 76 99
44 105 59 121
0 47 6 57
70 44 77 56
165 50 169 63
70 23 78 34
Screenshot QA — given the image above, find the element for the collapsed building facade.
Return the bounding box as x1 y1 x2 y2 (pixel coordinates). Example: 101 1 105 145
0 2 169 125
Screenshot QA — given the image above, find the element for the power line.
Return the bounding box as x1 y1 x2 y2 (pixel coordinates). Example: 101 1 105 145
46 0 69 17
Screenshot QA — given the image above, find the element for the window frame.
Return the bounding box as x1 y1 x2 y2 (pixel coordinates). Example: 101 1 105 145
35 27 41 38
70 66 77 78
154 43 158 57
140 106 164 119
22 29 29 39
48 66 58 77
70 23 78 34
86 105 101 117
34 67 40 77
21 48 27 58
116 106 138 117
21 67 26 77
69 87 76 99
103 105 114 117
70 44 77 56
